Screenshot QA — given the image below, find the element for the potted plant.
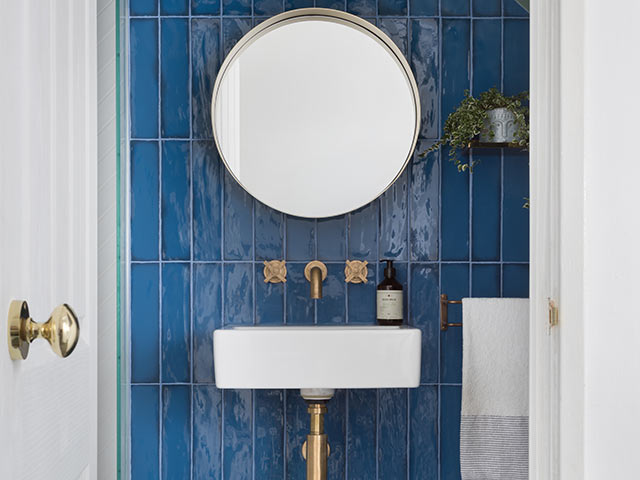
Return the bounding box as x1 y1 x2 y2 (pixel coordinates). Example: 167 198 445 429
422 88 529 171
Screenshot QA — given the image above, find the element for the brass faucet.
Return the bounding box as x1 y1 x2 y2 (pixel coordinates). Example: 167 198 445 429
304 261 327 299
302 402 330 480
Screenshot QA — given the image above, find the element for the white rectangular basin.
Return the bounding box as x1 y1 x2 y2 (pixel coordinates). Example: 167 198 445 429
213 325 421 389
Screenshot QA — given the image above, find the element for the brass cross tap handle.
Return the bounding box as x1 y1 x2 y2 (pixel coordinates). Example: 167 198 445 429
7 300 80 360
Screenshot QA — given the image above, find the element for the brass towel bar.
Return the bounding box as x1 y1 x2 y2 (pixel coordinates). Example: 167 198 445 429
440 294 462 331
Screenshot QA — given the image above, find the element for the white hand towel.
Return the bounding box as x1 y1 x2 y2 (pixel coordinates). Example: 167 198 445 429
460 298 529 480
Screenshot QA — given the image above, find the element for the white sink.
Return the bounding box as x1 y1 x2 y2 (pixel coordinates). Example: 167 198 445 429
213 325 421 390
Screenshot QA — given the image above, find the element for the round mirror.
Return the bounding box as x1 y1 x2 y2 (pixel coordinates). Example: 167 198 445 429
212 8 420 218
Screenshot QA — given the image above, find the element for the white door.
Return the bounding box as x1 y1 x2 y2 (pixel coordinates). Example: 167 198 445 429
0 2 98 479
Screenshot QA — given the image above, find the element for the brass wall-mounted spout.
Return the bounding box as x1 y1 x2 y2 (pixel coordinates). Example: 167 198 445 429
304 261 328 299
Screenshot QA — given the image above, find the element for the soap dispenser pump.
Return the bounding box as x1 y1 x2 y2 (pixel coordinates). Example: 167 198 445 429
377 260 403 326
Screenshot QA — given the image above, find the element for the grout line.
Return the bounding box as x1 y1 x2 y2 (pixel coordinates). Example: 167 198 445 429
188 6 194 476
157 8 163 477
437 1 443 477
500 9 505 297
132 259 527 265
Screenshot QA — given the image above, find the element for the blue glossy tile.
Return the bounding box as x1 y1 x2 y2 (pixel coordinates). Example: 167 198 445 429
193 263 222 383
410 264 439 383
193 141 222 261
473 19 501 94
192 0 220 14
502 151 529 261
191 18 220 139
286 217 315 261
253 17 269 27
318 216 346 261
317 264 346 325
223 390 253 480
348 203 377 261
503 264 528 298
256 202 284 260
193 385 222 479
162 141 191 260
440 263 468 383
442 19 470 126
471 148 501 261
255 390 285 479
223 0 251 14
131 386 159 480
471 264 501 297
473 0 501 16
255 263 284 325
441 148 470 261
409 386 438 479
131 264 159 383
325 390 346 480
379 0 407 15
442 18 471 259
162 263 191 383
504 0 528 17
347 389 376 479
346 0 376 16
127 4 530 476
224 172 253 260
222 19 251 56
254 0 283 15
316 0 345 9
410 0 437 16
224 263 254 326
162 385 191 480
380 170 408 261
379 18 408 57
347 266 376 324
284 0 313 10
285 263 314 325
161 19 189 138
131 141 159 261
130 19 158 139
441 0 469 16
131 0 158 15
410 19 439 139
378 389 408 479
161 0 188 15
410 144 439 261
440 385 461 480
285 392 307 480
503 19 529 96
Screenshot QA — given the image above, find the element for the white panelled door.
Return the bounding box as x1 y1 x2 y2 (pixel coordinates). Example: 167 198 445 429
0 2 98 479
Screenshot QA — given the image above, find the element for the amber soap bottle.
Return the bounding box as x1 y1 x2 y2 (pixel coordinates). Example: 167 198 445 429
377 260 403 325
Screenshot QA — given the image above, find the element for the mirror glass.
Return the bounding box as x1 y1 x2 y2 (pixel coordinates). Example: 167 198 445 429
212 9 420 218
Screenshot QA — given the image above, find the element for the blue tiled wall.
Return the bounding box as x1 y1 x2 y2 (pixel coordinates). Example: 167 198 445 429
128 0 529 478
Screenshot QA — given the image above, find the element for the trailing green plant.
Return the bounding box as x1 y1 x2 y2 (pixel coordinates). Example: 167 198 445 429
421 88 529 172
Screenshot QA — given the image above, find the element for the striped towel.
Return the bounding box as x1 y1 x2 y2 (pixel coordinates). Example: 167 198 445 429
460 298 529 480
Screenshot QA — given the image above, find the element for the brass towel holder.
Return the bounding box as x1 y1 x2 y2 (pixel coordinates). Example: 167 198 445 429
440 294 462 331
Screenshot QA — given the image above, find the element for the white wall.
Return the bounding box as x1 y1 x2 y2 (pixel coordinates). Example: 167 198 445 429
532 1 640 477
582 1 640 477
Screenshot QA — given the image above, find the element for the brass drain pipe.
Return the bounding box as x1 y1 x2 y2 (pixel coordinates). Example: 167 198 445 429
302 402 330 480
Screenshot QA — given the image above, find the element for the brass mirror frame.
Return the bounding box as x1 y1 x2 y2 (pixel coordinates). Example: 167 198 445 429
210 8 421 218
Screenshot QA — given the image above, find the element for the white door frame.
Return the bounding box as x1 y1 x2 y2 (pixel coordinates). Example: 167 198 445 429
530 0 587 478
97 0 121 478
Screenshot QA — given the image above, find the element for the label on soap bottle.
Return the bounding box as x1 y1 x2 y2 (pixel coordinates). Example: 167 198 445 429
377 290 403 319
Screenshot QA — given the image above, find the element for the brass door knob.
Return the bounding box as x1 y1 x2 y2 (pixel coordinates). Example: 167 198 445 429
7 300 80 360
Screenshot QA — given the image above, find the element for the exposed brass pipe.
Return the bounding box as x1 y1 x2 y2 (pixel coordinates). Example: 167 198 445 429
304 261 327 299
302 402 330 480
